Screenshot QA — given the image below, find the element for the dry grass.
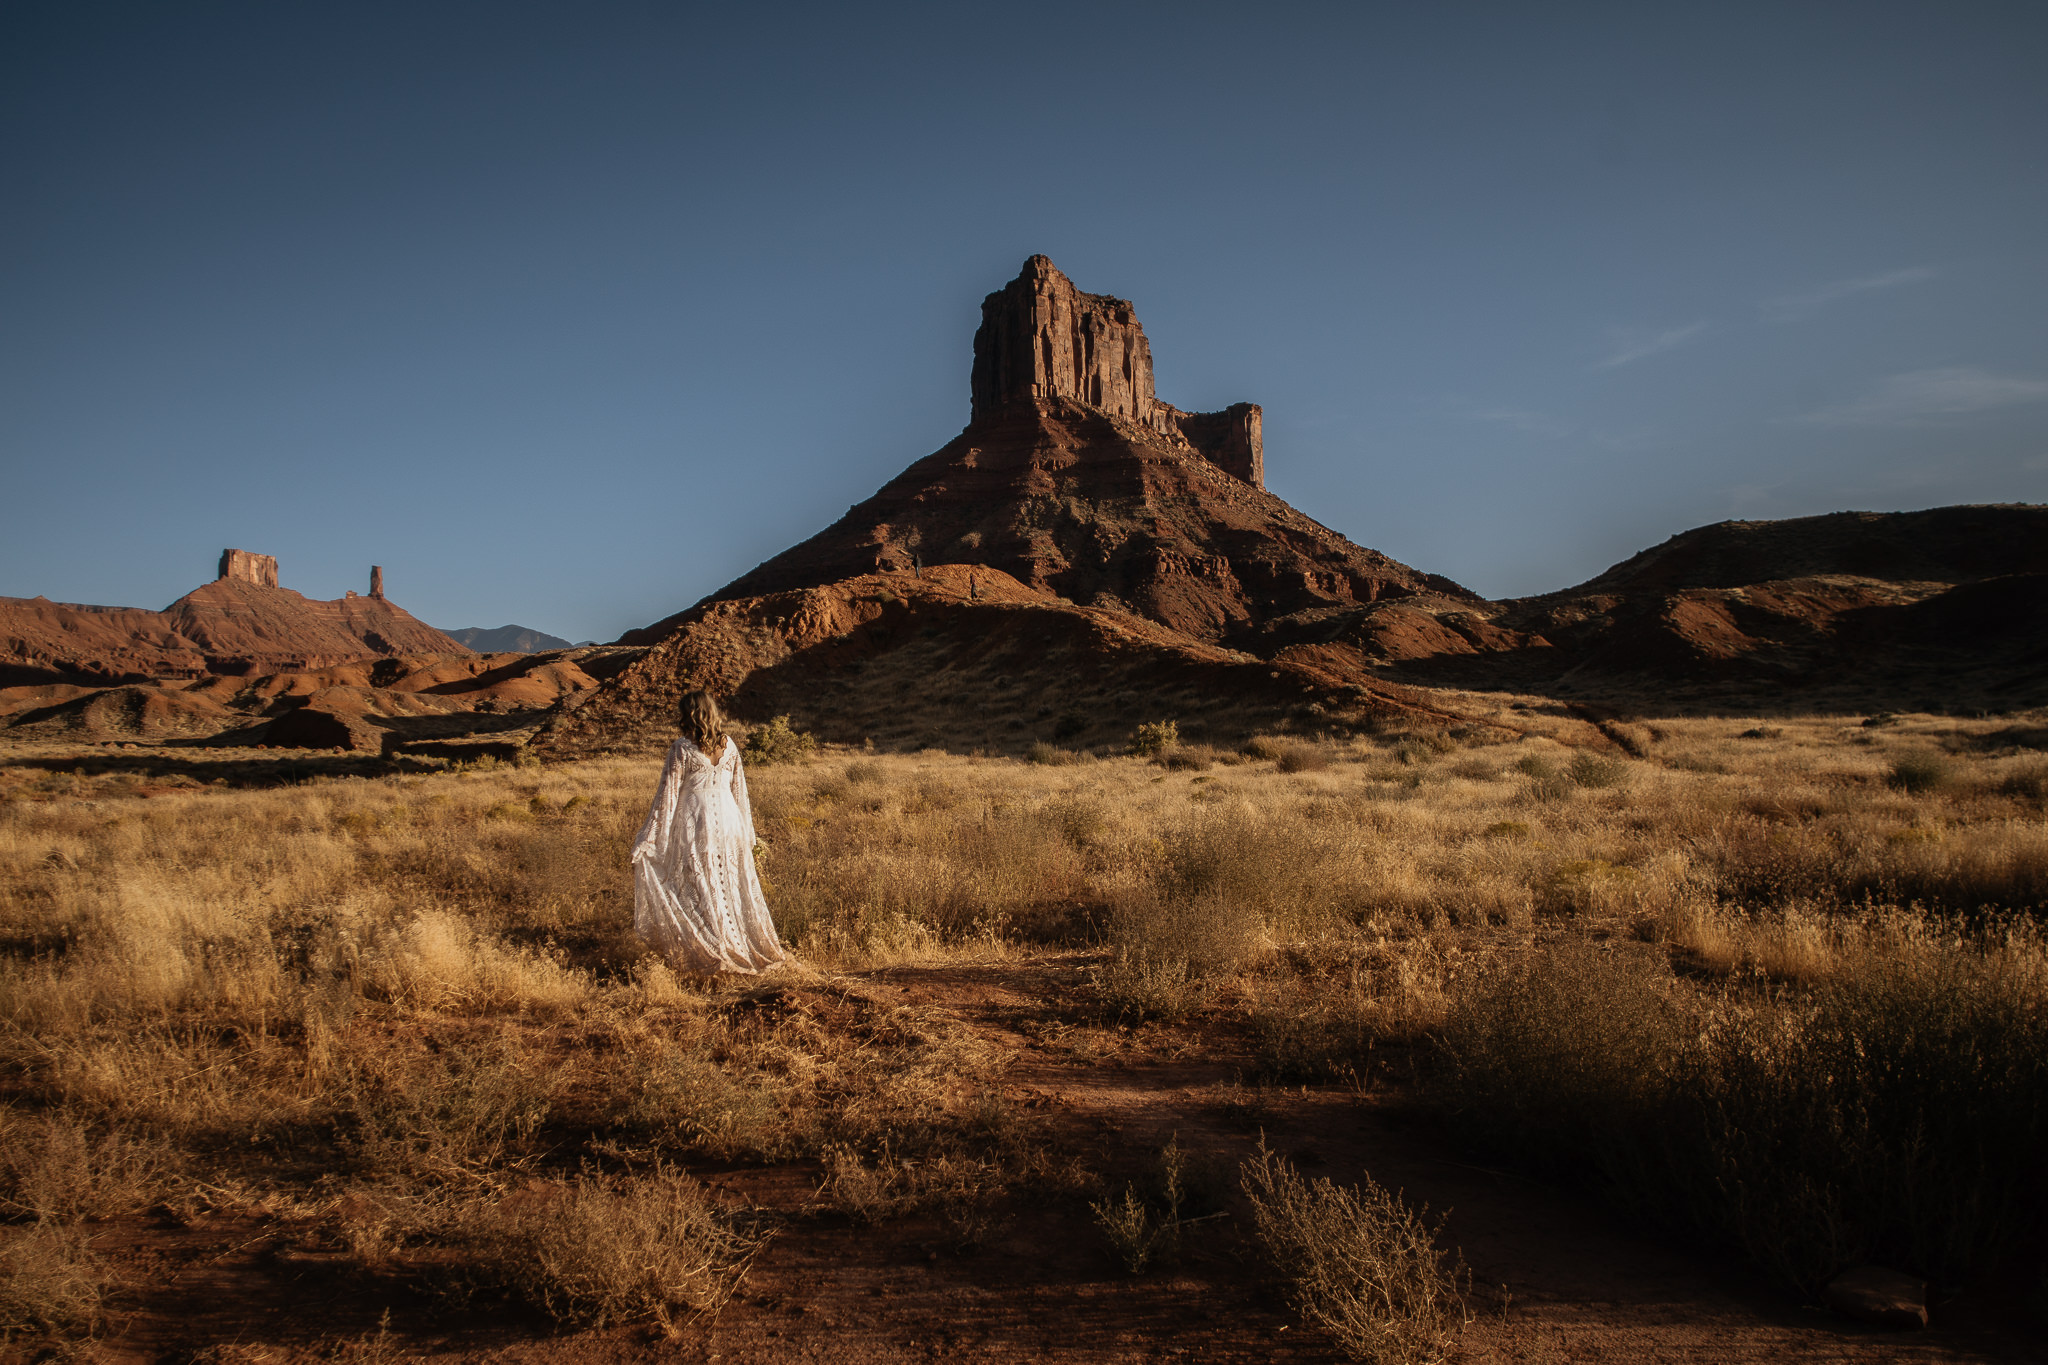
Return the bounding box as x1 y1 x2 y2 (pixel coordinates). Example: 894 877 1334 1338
0 703 2044 1345
0 1223 104 1340
1241 1139 1468 1364
436 1165 764 1335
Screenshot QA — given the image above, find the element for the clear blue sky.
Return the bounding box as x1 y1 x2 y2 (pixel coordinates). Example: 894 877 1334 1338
4 2 2044 642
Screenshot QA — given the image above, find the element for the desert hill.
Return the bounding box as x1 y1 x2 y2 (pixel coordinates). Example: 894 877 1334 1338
1294 504 2048 709
0 550 466 685
1560 505 2048 595
446 624 575 652
537 563 1466 759
0 644 646 753
0 549 635 755
641 256 1473 647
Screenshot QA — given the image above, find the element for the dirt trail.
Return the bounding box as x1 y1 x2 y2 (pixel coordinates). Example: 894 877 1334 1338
676 958 2028 1365
60 957 2035 1364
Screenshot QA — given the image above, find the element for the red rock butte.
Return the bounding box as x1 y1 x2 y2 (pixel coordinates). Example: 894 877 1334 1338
646 255 1474 648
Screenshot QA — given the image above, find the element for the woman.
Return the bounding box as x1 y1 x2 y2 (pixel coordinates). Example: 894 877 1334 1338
631 689 788 973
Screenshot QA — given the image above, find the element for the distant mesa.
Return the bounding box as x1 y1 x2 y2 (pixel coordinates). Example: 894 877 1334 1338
0 549 467 688
0 549 645 752
445 625 576 653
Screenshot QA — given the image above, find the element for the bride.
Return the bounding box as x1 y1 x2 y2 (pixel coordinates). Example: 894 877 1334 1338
631 690 788 973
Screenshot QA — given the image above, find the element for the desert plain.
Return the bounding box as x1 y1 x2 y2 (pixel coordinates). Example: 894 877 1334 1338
3 256 2045 1364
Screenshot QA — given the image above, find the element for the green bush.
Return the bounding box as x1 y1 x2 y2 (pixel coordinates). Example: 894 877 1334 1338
1131 720 1179 757
743 716 817 766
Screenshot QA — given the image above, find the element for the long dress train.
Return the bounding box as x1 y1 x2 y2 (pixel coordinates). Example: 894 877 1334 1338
631 736 787 973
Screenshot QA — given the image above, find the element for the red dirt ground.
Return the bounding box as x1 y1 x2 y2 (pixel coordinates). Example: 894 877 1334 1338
36 958 2041 1364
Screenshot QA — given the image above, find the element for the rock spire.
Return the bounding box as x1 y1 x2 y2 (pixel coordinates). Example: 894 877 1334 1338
969 256 1264 487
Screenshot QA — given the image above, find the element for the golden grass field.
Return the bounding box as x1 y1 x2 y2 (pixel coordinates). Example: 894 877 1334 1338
2 700 2045 1360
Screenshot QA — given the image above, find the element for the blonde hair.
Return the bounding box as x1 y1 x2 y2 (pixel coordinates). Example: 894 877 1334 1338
679 689 724 754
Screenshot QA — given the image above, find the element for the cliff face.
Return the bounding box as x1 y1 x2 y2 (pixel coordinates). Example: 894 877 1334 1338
660 257 1466 646
968 255 1266 486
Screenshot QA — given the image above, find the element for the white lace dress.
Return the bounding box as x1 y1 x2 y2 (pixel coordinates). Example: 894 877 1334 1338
631 736 788 973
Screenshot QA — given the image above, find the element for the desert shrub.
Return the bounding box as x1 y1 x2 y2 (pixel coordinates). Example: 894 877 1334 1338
1241 735 1286 761
1511 753 1573 801
1091 1138 1216 1273
1888 751 1953 794
0 1224 105 1339
1090 950 1204 1024
843 760 885 785
1249 982 1372 1083
626 1051 792 1162
0 1110 180 1222
1240 1140 1467 1364
441 1166 761 1335
1041 795 1107 848
2000 761 2048 803
1027 741 1081 767
1566 752 1629 789
355 909 590 1014
1092 1184 1167 1274
1277 744 1332 775
1162 747 1214 771
743 716 816 766
342 1043 556 1182
1436 930 2048 1290
820 1143 1007 1240
1052 711 1088 740
1131 721 1179 757
1437 942 1686 1175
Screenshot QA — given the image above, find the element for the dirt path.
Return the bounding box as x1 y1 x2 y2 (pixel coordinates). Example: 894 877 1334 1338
55 956 2037 1364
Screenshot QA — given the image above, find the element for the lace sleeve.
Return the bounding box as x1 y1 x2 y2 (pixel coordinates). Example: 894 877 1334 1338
632 740 686 861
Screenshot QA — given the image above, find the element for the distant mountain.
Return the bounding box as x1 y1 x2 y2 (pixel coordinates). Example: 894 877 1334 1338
444 625 575 653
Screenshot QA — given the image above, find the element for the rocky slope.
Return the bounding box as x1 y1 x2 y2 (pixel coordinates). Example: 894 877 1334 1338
538 564 1467 759
1278 505 2048 709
